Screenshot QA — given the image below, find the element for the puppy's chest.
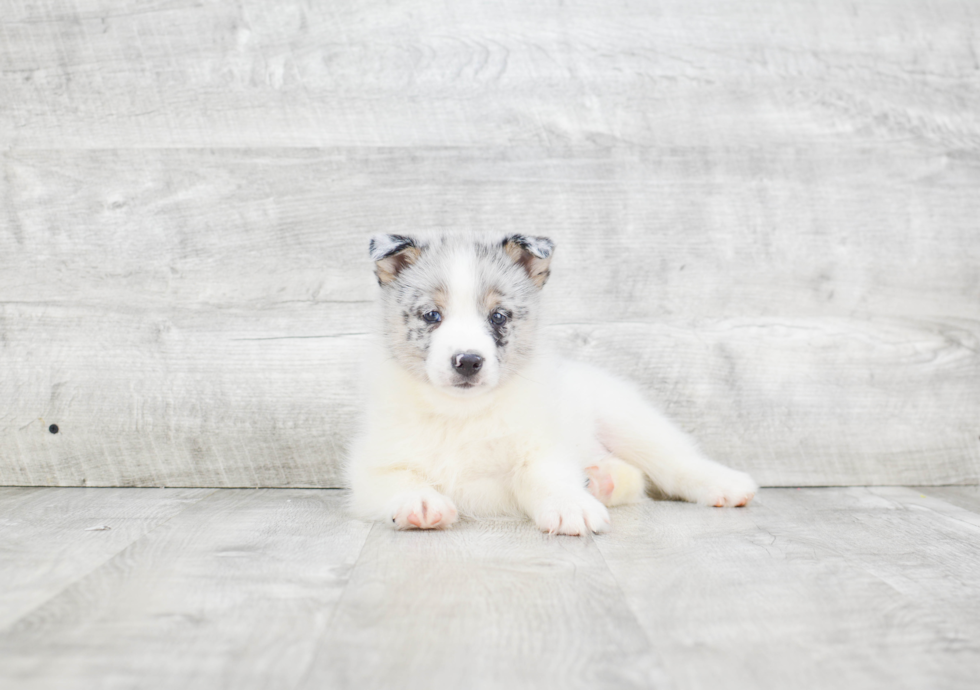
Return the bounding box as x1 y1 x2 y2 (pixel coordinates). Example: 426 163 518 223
432 427 529 477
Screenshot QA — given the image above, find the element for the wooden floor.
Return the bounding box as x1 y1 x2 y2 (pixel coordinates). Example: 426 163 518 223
1 487 978 689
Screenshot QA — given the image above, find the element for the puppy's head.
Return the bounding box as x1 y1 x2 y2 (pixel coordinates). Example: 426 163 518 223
369 233 553 395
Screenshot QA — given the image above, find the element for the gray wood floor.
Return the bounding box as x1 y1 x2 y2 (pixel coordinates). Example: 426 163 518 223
1 487 978 690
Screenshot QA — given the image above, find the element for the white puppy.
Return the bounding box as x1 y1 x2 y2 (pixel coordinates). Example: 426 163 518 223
346 233 757 535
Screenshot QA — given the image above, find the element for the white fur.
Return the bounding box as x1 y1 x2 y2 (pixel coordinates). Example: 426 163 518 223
423 248 502 391
347 238 758 535
347 349 758 535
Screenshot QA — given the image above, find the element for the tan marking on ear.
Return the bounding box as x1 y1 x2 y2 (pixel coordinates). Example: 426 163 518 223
503 241 552 288
375 245 422 285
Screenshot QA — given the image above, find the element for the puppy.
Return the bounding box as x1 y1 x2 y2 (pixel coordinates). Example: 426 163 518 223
346 233 757 535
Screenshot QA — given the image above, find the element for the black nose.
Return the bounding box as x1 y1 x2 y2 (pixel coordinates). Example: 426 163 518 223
453 353 484 377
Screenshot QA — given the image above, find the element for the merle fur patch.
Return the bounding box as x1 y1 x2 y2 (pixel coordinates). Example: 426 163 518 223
502 235 554 288
370 234 424 286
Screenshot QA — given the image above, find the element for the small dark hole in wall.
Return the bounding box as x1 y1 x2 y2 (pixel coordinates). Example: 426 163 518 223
49 424 59 434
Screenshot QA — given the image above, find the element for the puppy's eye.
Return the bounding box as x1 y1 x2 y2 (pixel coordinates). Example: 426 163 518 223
490 312 507 326
422 310 442 324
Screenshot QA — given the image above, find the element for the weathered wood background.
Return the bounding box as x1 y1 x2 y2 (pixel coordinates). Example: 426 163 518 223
2 0 978 488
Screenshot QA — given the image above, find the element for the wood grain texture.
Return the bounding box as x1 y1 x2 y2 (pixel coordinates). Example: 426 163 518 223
2 307 976 487
1 487 979 689
297 518 667 690
0 300 366 487
2 0 979 149
0 487 212 628
596 487 980 690
0 489 371 690
1 147 978 486
3 147 979 319
2 1 979 487
918 485 980 513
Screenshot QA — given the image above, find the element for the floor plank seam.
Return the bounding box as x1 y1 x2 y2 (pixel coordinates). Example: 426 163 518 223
290 518 377 690
588 529 663 666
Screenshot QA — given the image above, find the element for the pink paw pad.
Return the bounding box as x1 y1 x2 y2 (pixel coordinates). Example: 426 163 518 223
407 504 443 528
392 494 458 530
585 465 616 501
709 491 755 508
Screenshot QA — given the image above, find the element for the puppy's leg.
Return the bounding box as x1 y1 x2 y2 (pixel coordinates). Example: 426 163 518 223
589 373 758 507
585 457 647 507
512 452 611 536
348 464 458 531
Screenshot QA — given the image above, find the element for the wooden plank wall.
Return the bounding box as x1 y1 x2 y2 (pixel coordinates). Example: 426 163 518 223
1 0 978 487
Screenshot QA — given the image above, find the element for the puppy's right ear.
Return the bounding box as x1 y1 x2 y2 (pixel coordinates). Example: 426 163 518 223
502 234 554 288
369 234 422 286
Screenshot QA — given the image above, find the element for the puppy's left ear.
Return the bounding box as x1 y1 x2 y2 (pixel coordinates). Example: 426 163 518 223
503 235 554 288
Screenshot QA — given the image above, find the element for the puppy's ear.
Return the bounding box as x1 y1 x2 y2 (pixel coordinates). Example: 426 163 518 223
502 235 554 288
369 234 422 286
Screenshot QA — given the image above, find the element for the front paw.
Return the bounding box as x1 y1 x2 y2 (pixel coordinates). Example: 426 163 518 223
390 489 458 530
693 468 758 508
534 492 611 536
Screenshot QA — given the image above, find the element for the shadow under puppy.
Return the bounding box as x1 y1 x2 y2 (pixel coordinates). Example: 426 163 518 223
346 233 757 535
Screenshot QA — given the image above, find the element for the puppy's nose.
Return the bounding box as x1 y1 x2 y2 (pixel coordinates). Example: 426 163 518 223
453 353 483 377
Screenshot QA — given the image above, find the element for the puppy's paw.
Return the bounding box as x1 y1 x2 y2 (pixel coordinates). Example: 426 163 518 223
585 465 616 503
692 468 758 508
534 492 611 536
389 489 458 530
585 458 646 507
